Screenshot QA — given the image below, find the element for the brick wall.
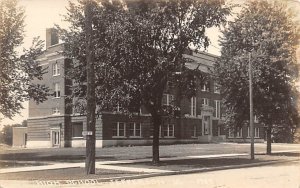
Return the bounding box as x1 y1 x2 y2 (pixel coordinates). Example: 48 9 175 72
29 44 67 118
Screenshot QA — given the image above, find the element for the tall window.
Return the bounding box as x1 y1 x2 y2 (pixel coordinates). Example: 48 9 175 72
191 97 197 116
255 128 260 138
236 128 243 138
163 124 174 137
228 129 234 138
112 122 126 137
129 122 141 137
214 100 221 119
163 94 174 106
247 126 250 138
214 82 220 93
54 83 61 98
254 115 259 123
52 62 60 76
192 125 197 137
72 122 83 138
201 82 210 92
201 98 209 106
116 103 123 112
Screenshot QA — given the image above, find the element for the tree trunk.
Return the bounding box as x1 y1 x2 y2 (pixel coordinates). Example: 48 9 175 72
85 0 96 175
152 113 161 165
266 125 272 155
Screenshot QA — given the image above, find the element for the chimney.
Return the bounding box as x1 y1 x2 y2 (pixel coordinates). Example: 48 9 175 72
46 28 59 49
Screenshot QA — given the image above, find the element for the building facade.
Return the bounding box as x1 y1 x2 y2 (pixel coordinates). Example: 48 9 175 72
12 127 28 147
26 29 264 148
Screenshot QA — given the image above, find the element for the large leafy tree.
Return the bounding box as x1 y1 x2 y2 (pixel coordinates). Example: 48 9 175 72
0 121 26 145
110 0 230 164
214 0 300 154
57 0 135 174
58 0 230 165
57 0 129 114
0 0 49 119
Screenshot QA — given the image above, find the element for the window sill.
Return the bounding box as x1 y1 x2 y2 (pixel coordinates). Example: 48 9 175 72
129 136 142 138
112 136 126 138
163 136 175 138
53 74 61 77
184 114 200 118
72 137 84 139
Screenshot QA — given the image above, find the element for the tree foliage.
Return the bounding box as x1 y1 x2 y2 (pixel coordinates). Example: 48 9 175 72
57 0 131 114
0 122 25 145
0 0 49 119
58 0 230 163
214 0 300 151
117 0 230 163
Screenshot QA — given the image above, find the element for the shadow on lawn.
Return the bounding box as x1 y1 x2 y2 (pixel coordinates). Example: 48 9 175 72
113 157 281 172
0 152 116 162
142 158 271 166
256 152 300 157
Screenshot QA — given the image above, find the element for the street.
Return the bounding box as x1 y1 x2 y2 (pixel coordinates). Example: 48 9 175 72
90 161 300 188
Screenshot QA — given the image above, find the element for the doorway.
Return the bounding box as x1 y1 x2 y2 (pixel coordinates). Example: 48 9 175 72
203 116 211 135
51 129 60 147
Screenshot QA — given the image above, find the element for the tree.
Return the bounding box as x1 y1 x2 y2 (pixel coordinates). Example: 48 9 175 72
58 0 230 166
0 123 24 145
21 119 27 127
110 0 230 164
214 0 300 155
272 126 294 143
57 0 130 174
0 0 49 119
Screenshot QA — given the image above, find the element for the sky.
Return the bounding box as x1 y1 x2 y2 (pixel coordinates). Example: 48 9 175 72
1 0 70 126
0 0 299 127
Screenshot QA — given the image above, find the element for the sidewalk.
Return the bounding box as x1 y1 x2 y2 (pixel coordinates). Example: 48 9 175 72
0 151 298 188
0 143 299 188
0 153 249 174
1 150 299 175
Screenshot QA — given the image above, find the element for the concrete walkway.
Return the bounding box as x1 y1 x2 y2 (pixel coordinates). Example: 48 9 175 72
1 150 298 174
0 153 249 174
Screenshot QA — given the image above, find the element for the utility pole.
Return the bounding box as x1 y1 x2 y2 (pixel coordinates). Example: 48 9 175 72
85 0 96 174
249 52 255 160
